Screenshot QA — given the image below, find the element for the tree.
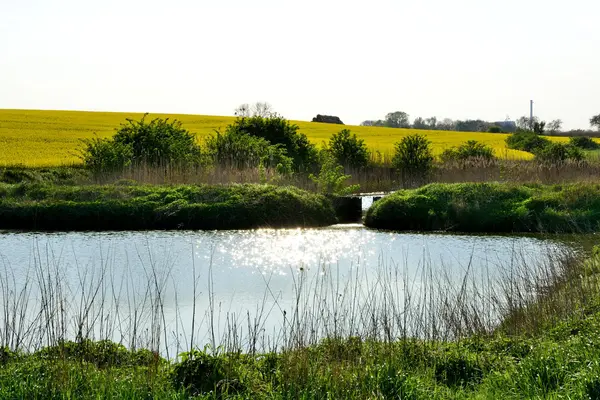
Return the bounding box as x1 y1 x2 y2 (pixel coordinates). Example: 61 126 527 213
385 111 410 128
533 121 546 135
591 114 600 131
205 130 292 172
360 120 385 127
412 117 428 130
392 134 434 177
454 119 491 132
234 102 275 118
225 116 318 171
505 131 551 152
437 118 455 131
569 136 599 150
547 119 563 134
440 140 495 162
81 115 202 173
234 103 251 117
516 115 539 131
535 142 583 163
328 129 369 169
425 117 438 130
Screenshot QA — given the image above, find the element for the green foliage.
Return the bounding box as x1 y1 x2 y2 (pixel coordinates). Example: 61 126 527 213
365 182 600 233
535 142 584 163
590 113 600 130
487 126 503 133
35 339 159 368
392 134 434 175
225 116 318 171
309 155 360 195
4 307 600 398
385 111 411 128
80 136 134 172
569 136 600 150
0 167 89 185
0 357 176 398
0 183 337 230
171 348 235 396
505 130 551 153
440 140 495 162
455 119 492 132
205 129 293 173
328 129 369 169
81 115 202 173
533 121 546 135
0 346 14 366
433 351 485 388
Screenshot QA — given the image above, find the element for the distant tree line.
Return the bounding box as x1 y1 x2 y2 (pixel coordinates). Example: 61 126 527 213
361 110 600 136
361 111 503 132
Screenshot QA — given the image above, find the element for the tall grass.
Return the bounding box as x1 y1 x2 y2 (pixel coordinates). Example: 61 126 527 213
3 157 600 195
92 158 600 193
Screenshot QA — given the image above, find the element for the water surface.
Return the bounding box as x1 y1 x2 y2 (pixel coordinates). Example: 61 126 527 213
0 226 576 356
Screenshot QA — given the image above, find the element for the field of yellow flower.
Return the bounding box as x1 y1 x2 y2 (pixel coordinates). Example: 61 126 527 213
0 109 559 167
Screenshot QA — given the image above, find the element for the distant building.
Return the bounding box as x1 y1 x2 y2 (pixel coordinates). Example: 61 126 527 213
494 121 517 133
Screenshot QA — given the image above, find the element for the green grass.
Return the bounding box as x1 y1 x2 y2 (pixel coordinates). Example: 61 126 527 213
365 182 600 233
3 307 600 399
0 183 337 230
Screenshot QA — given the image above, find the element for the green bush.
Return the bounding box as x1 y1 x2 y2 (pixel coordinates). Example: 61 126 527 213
0 167 89 185
488 126 503 133
440 140 495 162
309 155 360 195
569 136 600 150
205 130 293 173
328 129 369 169
81 115 202 173
224 116 318 171
533 121 546 135
505 130 551 153
535 143 584 163
80 137 134 173
0 346 14 366
434 351 485 388
392 134 434 176
34 340 158 368
171 349 230 396
364 182 600 233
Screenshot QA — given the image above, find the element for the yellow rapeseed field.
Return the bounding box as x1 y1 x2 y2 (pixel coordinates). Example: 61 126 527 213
0 109 566 167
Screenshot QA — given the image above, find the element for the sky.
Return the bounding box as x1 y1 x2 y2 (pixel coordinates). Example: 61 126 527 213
1 0 599 129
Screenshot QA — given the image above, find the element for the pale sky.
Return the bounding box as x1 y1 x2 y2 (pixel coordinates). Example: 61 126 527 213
1 0 599 129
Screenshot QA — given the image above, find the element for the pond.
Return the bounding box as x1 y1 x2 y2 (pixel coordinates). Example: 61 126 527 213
0 226 583 358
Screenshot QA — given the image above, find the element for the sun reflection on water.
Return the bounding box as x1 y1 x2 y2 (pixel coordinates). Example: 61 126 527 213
195 227 379 274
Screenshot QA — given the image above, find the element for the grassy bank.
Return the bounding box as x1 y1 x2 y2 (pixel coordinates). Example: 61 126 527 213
365 182 600 233
0 183 337 230
1 318 600 399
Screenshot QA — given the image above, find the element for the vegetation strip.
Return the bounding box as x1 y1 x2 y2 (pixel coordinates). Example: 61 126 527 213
0 109 542 166
0 183 337 230
365 182 600 233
